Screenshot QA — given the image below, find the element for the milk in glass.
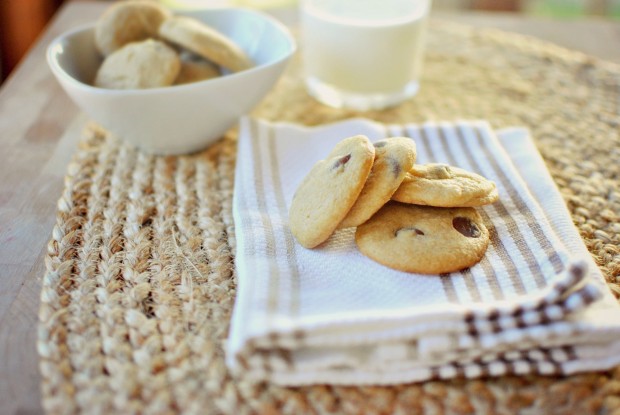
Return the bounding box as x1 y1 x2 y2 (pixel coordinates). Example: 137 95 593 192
301 0 430 110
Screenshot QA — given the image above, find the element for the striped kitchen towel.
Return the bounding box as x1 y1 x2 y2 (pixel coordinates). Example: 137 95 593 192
226 117 620 385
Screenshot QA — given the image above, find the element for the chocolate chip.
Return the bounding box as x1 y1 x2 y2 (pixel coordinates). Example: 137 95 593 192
388 157 401 177
453 217 481 238
395 227 425 237
332 153 351 170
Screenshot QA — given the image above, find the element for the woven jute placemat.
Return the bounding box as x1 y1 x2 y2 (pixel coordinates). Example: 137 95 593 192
39 21 620 414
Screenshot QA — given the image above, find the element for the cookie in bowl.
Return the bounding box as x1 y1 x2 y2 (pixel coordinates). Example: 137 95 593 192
94 39 181 89
94 0 171 56
159 15 253 73
47 7 296 154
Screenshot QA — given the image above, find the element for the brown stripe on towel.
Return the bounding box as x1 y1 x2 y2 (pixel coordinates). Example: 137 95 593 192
552 265 581 297
527 349 545 361
267 346 294 370
563 263 601 309
487 309 503 333
450 125 533 296
557 265 601 312
492 285 590 332
236 136 261 357
421 126 484 302
259 349 273 374
549 347 570 363
458 126 543 292
236 340 260 372
508 262 595 329
268 331 281 347
472 124 566 278
267 125 302 317
580 283 599 305
510 348 562 376
437 125 518 300
478 361 491 378
279 349 294 370
463 221 506 299
245 346 277 375
293 329 306 342
466 272 593 334
250 119 280 316
546 354 563 375
238 338 296 374
537 349 562 374
564 345 578 361
237 352 251 371
460 267 483 302
410 125 460 303
292 329 306 347
526 265 579 309
549 362 562 375
246 337 258 350
437 273 460 302
464 311 479 336
509 359 532 375
514 308 529 329
268 328 307 350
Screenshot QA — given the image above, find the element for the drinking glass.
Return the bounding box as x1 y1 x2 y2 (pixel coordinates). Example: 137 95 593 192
301 0 431 111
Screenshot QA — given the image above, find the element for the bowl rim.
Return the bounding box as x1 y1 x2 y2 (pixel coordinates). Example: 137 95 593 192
46 6 297 96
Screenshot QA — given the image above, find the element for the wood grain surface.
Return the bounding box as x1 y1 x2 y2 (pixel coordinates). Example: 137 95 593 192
1 2 619 414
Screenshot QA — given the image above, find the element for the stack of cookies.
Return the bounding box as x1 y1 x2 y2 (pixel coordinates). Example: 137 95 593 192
92 1 253 90
289 135 499 274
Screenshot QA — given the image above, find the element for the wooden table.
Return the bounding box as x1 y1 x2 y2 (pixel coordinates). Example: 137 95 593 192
1 2 619 414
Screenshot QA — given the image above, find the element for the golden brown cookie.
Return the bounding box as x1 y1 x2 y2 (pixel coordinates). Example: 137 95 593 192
356 202 490 274
392 163 499 207
338 137 416 229
94 39 180 89
174 52 221 85
289 135 375 249
94 0 171 56
159 16 253 73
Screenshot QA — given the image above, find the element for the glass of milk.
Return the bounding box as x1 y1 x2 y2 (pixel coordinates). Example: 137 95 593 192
301 0 431 111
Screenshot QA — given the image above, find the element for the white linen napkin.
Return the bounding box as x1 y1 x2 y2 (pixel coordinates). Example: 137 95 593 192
226 117 620 385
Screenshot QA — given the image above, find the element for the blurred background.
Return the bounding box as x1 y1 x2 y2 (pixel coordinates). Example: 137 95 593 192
1 0 619 84
438 0 620 14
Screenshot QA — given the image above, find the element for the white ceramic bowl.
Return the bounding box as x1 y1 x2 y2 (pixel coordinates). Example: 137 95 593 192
47 8 295 155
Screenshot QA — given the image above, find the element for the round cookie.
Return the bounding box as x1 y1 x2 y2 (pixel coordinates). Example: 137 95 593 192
338 137 417 229
174 52 220 85
159 16 253 73
95 39 180 89
355 202 490 274
392 163 499 207
95 0 171 56
289 135 375 249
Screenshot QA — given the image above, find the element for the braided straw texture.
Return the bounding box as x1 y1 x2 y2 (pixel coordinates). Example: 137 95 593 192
39 21 620 415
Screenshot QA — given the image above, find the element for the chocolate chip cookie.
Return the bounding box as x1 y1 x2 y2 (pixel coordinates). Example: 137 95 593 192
159 16 253 73
95 0 171 56
174 51 220 85
289 135 375 248
338 137 416 229
392 163 499 207
95 39 180 89
355 202 490 274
